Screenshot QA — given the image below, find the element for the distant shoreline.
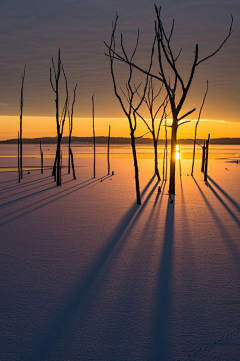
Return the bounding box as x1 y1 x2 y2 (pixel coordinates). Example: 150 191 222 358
0 136 239 145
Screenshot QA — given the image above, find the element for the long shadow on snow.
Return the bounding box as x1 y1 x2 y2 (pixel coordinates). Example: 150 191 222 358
193 177 240 272
207 175 240 212
27 176 157 361
205 181 239 226
0 174 53 194
0 176 110 224
0 169 45 186
152 197 175 361
0 178 54 201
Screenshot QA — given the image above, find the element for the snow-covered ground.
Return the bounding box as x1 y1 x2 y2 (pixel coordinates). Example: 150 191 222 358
0 144 239 360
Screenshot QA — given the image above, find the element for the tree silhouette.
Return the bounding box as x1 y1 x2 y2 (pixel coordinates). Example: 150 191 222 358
68 84 77 179
40 141 43 174
92 95 96 178
105 6 233 195
50 49 68 186
191 81 209 176
135 78 168 180
106 15 154 204
107 125 111 175
19 64 26 179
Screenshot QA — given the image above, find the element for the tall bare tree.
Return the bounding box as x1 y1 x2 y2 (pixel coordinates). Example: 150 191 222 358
68 84 77 179
50 49 68 186
105 7 233 195
40 141 43 174
191 81 209 176
92 95 96 178
107 125 111 175
204 134 210 181
19 64 26 179
163 114 168 181
135 78 168 180
106 15 154 204
18 131 20 183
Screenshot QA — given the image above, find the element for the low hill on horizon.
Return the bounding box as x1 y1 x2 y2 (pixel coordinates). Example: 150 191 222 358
0 136 239 145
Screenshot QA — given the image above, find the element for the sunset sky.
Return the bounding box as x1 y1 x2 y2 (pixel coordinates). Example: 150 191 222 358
0 0 239 140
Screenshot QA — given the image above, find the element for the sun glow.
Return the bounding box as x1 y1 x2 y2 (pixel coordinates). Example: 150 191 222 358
175 144 180 160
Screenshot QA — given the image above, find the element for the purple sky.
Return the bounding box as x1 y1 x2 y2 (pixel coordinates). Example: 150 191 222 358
0 0 239 125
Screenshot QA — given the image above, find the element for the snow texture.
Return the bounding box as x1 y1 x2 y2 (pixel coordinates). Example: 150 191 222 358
0 145 239 361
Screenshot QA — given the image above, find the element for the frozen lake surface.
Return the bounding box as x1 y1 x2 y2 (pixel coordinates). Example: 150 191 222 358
0 144 239 360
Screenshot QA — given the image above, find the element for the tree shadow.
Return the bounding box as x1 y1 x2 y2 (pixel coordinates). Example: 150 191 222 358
26 175 157 361
154 180 166 207
0 170 44 185
207 175 240 212
0 176 109 224
152 197 175 360
205 180 239 226
193 176 240 272
0 178 54 201
0 174 52 195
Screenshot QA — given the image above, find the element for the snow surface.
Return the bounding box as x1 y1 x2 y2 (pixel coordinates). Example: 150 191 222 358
0 145 239 361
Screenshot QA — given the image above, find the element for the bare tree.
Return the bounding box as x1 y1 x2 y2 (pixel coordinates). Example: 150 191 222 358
204 134 210 181
92 95 96 178
163 115 168 181
105 7 233 195
106 15 154 204
68 84 77 179
134 78 168 180
107 125 111 175
17 131 20 183
19 64 26 179
201 141 206 172
50 49 68 186
191 81 209 176
40 141 43 174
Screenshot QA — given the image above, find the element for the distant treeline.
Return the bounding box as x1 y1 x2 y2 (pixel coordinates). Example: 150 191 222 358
0 136 240 145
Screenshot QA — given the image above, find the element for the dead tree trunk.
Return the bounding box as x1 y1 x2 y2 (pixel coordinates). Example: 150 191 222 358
163 146 165 181
107 125 111 175
131 132 141 204
153 137 160 180
191 81 209 176
19 64 26 179
201 141 206 172
68 84 77 176
40 141 43 174
164 117 168 181
50 49 68 186
204 134 210 182
18 131 20 183
70 148 76 180
92 95 96 178
68 85 77 179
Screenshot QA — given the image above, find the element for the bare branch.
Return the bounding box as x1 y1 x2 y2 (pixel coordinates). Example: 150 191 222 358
136 111 152 133
50 68 56 93
190 139 203 148
178 120 191 127
174 48 182 62
60 64 69 135
196 16 233 66
178 107 196 122
135 131 151 139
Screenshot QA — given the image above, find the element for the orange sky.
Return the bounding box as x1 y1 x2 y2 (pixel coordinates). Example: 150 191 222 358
0 116 239 141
